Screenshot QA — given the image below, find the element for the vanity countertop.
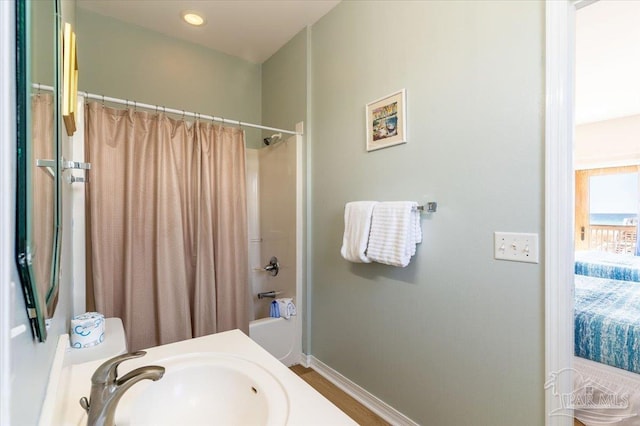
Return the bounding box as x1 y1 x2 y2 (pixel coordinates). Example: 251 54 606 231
48 329 357 426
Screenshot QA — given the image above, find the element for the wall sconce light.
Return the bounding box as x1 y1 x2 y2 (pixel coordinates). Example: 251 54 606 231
62 22 78 136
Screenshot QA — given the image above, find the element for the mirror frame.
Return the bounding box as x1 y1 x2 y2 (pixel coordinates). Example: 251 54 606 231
15 0 62 342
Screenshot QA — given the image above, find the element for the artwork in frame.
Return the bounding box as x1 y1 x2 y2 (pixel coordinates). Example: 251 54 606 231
365 89 406 152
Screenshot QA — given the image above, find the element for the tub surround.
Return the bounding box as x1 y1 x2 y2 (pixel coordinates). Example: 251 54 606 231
250 316 300 366
47 330 355 425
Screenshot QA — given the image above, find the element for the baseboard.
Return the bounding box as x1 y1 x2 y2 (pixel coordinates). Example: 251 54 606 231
299 353 312 368
307 355 418 426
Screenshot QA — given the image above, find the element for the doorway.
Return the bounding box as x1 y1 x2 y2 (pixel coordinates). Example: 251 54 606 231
546 1 640 425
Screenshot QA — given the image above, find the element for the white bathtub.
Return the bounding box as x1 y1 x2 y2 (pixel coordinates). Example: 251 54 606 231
249 316 299 367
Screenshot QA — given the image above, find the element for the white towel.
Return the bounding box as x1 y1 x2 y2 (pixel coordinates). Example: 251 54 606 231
276 298 297 320
366 201 422 267
340 201 378 263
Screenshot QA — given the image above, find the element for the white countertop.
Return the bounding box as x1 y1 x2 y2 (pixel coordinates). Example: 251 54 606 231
63 318 127 367
50 329 357 426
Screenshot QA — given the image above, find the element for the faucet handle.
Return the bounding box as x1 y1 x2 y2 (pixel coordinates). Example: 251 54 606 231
79 396 90 414
91 351 147 385
116 365 166 386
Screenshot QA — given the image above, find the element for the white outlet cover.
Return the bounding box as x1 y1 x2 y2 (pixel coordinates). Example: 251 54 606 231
494 232 539 264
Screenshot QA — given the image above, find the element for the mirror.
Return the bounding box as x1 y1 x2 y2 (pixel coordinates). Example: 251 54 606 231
15 0 62 341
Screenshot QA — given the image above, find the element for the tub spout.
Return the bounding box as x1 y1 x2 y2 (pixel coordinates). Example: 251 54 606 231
257 290 281 299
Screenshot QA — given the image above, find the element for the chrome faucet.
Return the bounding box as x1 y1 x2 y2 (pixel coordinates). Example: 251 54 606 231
79 351 165 426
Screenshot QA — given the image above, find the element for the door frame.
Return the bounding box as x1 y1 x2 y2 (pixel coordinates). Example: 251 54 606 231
295 128 304 365
0 0 15 423
545 1 576 425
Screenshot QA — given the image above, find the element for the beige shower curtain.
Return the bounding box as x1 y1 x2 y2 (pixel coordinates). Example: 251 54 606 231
85 102 249 351
32 94 55 315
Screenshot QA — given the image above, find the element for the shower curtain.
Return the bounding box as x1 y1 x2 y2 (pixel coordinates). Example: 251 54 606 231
32 94 55 314
85 102 249 351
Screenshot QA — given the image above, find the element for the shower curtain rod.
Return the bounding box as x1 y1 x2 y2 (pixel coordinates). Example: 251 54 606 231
32 83 301 136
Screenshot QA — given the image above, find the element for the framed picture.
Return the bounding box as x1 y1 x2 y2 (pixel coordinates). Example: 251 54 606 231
365 89 406 152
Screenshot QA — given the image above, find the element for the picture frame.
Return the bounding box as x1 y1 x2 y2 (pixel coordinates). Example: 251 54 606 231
365 89 406 152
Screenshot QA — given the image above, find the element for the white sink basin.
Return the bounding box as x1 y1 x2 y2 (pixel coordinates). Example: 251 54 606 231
115 353 289 426
51 330 356 426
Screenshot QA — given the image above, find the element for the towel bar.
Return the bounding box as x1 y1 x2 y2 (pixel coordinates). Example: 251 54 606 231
416 202 437 213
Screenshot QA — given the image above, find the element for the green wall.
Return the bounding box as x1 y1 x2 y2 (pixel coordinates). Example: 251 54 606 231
76 8 263 148
309 1 544 424
261 28 307 135
30 0 55 85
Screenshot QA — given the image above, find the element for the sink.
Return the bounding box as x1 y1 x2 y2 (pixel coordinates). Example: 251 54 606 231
114 353 289 426
50 330 356 426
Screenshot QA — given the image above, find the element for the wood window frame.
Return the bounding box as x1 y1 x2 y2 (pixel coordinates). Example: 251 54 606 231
575 165 640 252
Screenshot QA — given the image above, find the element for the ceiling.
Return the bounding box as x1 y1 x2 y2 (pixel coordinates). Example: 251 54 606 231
576 0 640 124
76 0 340 64
76 0 639 124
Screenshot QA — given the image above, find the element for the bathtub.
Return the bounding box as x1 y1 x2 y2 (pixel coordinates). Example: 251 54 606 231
249 316 299 367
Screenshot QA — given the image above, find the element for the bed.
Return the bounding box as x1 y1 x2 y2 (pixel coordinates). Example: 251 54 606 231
575 250 640 282
573 253 640 426
572 356 640 426
575 275 640 374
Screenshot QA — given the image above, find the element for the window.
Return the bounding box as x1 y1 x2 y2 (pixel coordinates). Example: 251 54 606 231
575 166 639 255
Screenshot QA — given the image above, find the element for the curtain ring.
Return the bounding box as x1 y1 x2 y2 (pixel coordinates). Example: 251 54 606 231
133 100 137 112
182 110 185 121
101 94 105 107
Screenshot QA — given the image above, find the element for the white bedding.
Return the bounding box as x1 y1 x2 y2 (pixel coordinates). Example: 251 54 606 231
573 356 640 425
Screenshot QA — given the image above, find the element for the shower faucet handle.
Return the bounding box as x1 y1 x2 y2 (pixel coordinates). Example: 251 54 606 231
263 256 279 277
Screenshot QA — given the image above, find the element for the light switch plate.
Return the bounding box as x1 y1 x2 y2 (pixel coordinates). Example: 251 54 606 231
494 232 539 264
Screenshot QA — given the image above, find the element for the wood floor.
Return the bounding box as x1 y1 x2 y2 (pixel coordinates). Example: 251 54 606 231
292 365 587 426
290 365 389 425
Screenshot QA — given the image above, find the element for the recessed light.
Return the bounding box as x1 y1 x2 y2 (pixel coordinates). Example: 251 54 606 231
181 10 206 27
